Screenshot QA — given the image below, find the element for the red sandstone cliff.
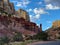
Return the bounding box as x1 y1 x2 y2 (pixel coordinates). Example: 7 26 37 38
0 15 38 38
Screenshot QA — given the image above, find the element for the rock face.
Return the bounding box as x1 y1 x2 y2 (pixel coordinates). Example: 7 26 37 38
0 0 42 40
0 15 40 38
52 20 60 28
0 0 30 21
47 27 60 40
46 20 60 40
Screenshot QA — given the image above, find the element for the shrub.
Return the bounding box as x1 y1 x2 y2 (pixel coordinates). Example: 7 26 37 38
13 32 23 41
58 37 60 39
0 36 10 45
33 31 48 41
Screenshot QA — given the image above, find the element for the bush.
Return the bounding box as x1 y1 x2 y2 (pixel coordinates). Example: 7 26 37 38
0 36 10 45
13 32 23 41
33 31 48 41
0 38 4 45
58 37 60 39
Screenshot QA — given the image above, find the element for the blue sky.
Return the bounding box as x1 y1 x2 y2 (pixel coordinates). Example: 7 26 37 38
10 0 60 30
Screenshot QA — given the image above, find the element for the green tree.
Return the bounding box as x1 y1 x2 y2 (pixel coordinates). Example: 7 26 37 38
0 36 10 45
34 31 48 41
13 32 23 41
58 37 60 39
0 38 4 45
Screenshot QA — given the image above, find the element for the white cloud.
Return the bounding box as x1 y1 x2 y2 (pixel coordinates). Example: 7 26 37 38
29 8 48 23
16 2 22 7
37 24 39 26
27 8 33 12
16 0 30 7
29 15 36 22
45 0 60 4
28 8 48 20
22 1 30 7
46 4 60 10
38 2 42 4
34 8 48 15
46 26 50 29
46 21 51 23
33 8 48 19
45 0 60 10
29 15 32 18
35 14 40 19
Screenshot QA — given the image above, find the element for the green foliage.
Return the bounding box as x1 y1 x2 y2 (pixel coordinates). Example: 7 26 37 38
0 8 6 14
8 14 12 17
0 7 12 17
33 31 48 41
13 32 23 41
0 38 4 45
58 37 60 39
1 37 10 43
0 36 10 45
